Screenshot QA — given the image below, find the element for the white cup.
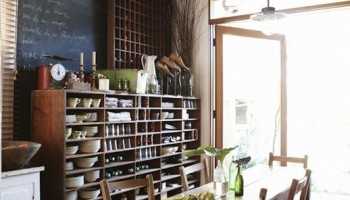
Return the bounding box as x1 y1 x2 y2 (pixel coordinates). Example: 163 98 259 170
99 79 109 91
66 128 72 139
72 131 81 139
92 99 101 108
67 98 81 108
83 98 93 108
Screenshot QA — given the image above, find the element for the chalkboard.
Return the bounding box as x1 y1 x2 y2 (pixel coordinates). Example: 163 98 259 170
17 0 107 72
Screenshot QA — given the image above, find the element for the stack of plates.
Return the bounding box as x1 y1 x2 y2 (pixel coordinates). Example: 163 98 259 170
78 187 100 199
66 175 84 188
75 156 98 168
79 140 100 153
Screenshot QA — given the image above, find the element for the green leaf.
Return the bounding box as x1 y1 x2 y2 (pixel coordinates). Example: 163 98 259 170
216 146 238 163
233 156 251 165
184 145 239 164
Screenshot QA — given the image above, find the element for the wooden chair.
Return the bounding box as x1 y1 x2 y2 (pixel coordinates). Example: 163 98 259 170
179 158 210 191
271 169 312 200
99 174 155 200
269 152 308 169
259 188 268 200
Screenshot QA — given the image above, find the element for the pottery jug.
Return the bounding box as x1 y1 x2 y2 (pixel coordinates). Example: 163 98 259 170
141 55 157 79
141 55 158 94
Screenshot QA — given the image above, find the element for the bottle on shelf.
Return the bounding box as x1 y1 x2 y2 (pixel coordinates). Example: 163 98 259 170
235 164 244 196
228 156 237 190
77 64 85 82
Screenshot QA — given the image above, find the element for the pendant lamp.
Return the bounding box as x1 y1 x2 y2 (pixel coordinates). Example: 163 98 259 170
250 0 287 35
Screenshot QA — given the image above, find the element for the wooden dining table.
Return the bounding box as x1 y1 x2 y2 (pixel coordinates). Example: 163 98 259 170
170 164 307 200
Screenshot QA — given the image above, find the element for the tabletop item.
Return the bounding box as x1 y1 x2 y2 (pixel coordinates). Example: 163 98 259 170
2 141 41 171
171 164 308 200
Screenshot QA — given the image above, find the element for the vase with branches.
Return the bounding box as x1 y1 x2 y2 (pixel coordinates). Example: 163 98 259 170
169 0 205 96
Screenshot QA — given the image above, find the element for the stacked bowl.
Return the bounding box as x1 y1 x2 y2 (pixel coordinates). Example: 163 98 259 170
75 156 98 168
66 175 84 188
81 126 98 137
79 140 100 153
161 146 179 155
66 145 79 155
84 170 100 183
66 161 74 171
78 187 100 199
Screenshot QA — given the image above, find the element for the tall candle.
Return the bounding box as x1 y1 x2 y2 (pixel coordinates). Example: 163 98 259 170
92 51 96 66
80 52 84 65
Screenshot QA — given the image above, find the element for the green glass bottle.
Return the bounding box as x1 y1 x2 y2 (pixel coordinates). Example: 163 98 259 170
235 164 244 196
228 156 237 190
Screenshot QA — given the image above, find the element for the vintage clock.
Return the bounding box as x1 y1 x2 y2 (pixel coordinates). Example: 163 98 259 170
49 63 66 88
42 55 73 89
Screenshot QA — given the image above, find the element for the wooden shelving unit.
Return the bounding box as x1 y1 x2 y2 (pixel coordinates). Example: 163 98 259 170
107 0 170 69
31 90 200 200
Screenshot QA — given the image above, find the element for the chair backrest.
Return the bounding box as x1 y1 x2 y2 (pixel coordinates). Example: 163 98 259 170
299 169 312 200
99 174 155 200
259 188 268 200
179 158 209 191
271 169 312 200
269 152 308 169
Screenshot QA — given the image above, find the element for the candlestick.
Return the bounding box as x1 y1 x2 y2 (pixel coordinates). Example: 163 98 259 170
92 51 96 66
91 64 97 90
80 52 84 65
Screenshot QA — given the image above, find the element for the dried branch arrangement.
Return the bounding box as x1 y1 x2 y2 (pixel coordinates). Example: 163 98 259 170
170 0 205 69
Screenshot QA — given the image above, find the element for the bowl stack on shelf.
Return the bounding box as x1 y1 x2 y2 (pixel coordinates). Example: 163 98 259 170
79 140 100 153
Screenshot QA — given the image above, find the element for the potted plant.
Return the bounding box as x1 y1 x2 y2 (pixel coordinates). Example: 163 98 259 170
184 145 251 196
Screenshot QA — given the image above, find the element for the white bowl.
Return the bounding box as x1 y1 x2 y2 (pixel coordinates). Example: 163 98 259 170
78 187 100 199
85 112 98 122
84 170 100 182
81 126 98 137
66 145 79 155
79 140 100 153
76 113 91 123
66 175 84 188
66 115 76 123
161 146 179 155
66 190 78 200
75 156 98 168
66 161 74 171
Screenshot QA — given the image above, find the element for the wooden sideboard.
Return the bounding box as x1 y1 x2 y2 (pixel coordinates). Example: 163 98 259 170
31 90 201 200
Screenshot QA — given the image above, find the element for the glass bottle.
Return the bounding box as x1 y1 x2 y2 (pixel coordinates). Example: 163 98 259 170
148 74 158 94
77 65 85 82
228 156 237 190
235 164 244 196
213 161 227 196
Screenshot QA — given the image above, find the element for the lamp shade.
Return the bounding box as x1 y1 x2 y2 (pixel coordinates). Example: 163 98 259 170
250 6 287 22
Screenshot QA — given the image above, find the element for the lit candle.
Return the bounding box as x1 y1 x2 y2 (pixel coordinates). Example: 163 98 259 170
92 51 96 66
80 52 83 65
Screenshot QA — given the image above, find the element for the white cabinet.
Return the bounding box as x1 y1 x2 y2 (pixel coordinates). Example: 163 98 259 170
2 166 44 200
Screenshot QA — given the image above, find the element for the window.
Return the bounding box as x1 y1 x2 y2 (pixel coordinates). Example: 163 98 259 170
1 0 18 140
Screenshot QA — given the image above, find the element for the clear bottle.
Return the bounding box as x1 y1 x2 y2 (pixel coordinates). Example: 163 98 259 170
213 162 225 183
77 65 85 82
235 164 244 196
228 156 237 190
148 74 158 94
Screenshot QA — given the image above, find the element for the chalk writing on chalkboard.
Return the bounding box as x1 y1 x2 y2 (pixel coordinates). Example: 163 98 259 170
17 0 107 71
